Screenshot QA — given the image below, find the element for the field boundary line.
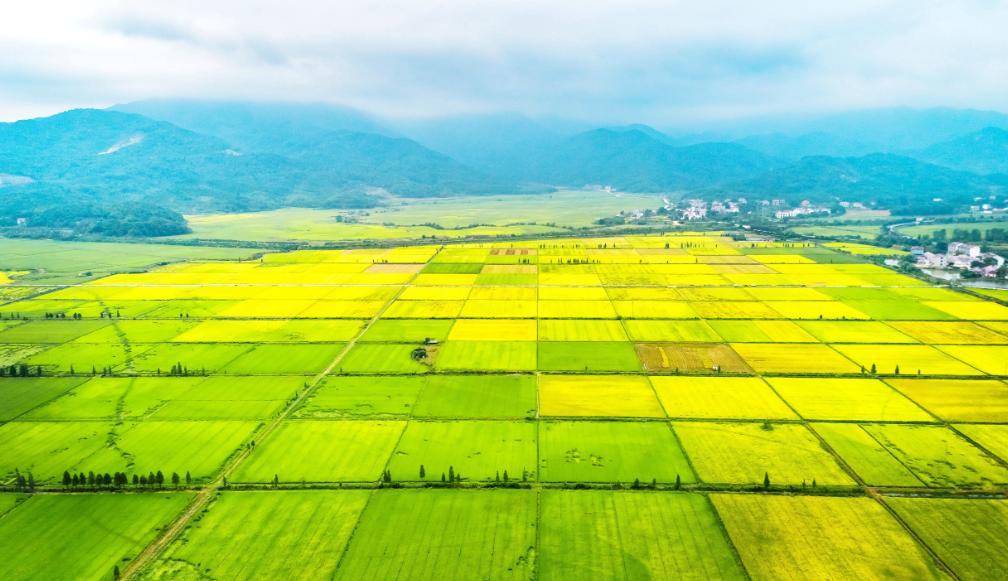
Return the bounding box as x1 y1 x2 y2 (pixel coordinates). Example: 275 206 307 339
703 494 753 581
867 489 961 580
329 487 380 579
856 424 930 487
120 246 444 580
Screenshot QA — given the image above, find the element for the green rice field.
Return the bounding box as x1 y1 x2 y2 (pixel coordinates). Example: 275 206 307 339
2 232 1008 579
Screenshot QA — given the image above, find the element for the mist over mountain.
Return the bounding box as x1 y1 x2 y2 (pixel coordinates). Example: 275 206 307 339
911 127 1008 175
2 100 1007 237
716 153 1003 213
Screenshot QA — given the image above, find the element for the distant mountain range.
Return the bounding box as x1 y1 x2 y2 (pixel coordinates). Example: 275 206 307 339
1 100 1006 236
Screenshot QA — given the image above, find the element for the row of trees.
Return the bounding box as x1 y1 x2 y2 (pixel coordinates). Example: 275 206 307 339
0 364 42 377
60 470 192 489
931 227 1008 243
165 362 206 376
43 312 84 319
861 363 916 375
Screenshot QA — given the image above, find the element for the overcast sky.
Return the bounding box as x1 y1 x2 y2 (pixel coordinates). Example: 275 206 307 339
2 0 1007 124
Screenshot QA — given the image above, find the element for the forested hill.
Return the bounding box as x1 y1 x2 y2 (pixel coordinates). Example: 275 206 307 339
2 102 1008 237
0 108 527 237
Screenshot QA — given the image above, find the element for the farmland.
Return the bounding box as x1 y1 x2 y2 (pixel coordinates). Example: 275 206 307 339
3 231 1008 578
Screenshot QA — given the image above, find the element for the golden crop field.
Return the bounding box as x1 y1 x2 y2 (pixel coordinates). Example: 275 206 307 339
3 232 1008 579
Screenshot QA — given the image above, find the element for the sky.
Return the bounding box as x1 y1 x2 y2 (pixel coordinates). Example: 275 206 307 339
2 0 1007 124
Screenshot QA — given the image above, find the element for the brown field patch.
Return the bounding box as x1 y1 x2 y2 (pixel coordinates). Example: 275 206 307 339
635 342 753 373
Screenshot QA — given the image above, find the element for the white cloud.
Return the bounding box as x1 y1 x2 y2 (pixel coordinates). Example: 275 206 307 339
1 0 1006 123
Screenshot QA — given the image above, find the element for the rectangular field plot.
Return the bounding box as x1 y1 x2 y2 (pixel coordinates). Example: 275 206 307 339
23 342 130 374
233 420 404 483
635 343 752 373
333 489 536 581
833 344 986 376
171 319 364 343
0 493 193 581
0 319 111 343
673 422 854 486
538 375 664 418
651 376 796 420
538 341 641 372
0 377 88 421
885 497 1008 580
861 424 1008 488
538 421 694 483
935 345 1008 375
145 490 369 580
435 341 537 372
622 319 721 342
358 319 454 342
926 300 1008 320
955 424 1008 466
540 300 617 318
706 320 817 343
225 343 345 374
731 343 860 374
765 300 870 320
296 376 424 418
766 377 932 421
81 420 258 481
537 319 628 341
886 378 1008 422
689 301 781 319
538 491 745 581
387 420 536 482
77 320 196 344
383 300 464 318
834 299 956 320
338 343 430 374
812 423 925 486
888 321 1008 344
411 374 537 419
712 495 944 580
459 299 537 318
0 421 113 482
795 321 915 343
611 300 696 319
128 343 252 374
447 319 537 341
27 376 297 421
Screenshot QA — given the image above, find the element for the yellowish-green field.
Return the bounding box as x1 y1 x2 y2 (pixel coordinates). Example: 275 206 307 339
2 231 1008 579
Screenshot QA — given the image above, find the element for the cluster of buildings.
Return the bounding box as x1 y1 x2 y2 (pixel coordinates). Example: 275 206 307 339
676 198 746 221
914 242 1005 278
773 200 832 219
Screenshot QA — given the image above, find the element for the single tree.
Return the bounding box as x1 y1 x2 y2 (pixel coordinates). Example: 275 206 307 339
62 471 72 487
675 474 681 490
171 472 180 488
419 464 426 479
185 471 191 486
870 363 877 374
763 472 771 490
